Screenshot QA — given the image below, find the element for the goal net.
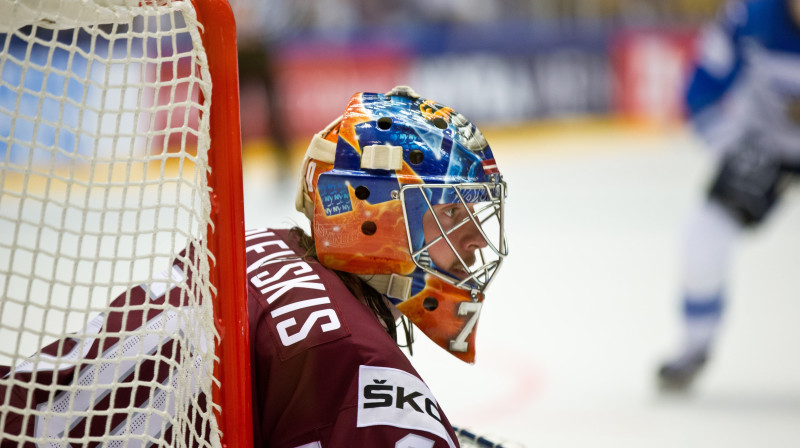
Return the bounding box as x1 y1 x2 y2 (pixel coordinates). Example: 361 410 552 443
0 0 249 447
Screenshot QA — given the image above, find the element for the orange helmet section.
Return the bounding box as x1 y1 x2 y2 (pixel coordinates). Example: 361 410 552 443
313 183 416 275
396 275 483 364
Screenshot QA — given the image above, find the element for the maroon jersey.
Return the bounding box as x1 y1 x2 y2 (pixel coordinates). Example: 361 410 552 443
0 228 460 448
247 228 460 448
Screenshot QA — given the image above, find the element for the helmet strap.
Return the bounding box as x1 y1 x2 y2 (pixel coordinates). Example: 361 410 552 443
358 273 413 302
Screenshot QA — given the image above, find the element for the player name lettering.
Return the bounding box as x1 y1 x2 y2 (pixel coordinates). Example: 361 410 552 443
245 229 341 346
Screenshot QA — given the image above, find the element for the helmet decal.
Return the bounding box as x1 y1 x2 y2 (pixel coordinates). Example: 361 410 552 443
297 87 508 363
314 178 415 275
419 99 489 153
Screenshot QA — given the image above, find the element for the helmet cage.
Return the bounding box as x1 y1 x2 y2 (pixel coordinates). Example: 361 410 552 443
400 180 507 295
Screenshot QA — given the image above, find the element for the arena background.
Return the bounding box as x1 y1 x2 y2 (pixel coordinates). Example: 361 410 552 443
236 1 800 446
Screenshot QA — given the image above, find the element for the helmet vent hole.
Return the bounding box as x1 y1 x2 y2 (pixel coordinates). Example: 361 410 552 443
423 297 439 311
432 117 447 129
355 185 370 200
361 221 377 235
377 117 393 130
409 150 424 164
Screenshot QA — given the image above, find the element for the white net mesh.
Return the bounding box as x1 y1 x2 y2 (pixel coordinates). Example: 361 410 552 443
0 0 223 446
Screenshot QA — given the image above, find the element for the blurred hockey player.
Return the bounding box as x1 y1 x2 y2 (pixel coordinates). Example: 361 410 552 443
0 87 509 447
658 0 800 390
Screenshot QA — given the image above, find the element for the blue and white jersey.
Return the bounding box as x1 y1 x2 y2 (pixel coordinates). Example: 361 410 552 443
687 0 800 161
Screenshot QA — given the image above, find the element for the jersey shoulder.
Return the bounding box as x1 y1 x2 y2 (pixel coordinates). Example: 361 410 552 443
244 228 406 363
244 227 361 361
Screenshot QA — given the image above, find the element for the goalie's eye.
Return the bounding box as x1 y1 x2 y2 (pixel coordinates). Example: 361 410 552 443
422 202 488 280
442 205 459 219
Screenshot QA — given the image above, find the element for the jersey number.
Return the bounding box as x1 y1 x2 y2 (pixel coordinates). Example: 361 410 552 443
449 301 482 352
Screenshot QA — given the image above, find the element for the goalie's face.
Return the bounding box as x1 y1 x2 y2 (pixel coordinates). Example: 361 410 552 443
422 203 488 280
405 181 507 294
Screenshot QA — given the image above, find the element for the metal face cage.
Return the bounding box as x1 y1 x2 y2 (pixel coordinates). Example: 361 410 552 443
400 180 507 296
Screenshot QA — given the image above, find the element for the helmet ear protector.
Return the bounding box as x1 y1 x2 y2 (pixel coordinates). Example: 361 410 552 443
295 86 508 363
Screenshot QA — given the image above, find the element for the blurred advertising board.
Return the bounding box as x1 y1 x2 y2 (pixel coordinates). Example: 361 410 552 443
269 22 612 139
1 20 702 160
610 28 698 126
275 42 412 137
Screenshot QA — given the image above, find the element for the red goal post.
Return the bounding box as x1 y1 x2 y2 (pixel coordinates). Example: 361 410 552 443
194 0 252 447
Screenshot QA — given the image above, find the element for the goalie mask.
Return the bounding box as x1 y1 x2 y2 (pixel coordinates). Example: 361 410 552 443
295 86 508 363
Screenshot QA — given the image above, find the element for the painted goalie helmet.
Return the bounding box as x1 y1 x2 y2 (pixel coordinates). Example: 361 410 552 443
296 86 508 363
